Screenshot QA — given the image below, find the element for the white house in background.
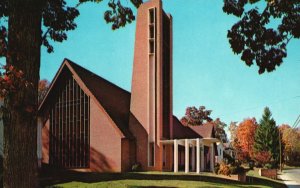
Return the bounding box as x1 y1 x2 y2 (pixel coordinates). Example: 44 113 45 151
216 142 224 163
224 142 236 159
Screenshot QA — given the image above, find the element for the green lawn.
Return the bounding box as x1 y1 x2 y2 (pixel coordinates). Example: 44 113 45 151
41 170 287 188
283 165 300 170
246 168 285 185
50 179 278 188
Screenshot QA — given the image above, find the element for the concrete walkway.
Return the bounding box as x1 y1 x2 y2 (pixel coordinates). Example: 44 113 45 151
278 169 300 188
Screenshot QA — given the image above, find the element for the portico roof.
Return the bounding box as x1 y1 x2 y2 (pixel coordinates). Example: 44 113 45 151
160 137 219 146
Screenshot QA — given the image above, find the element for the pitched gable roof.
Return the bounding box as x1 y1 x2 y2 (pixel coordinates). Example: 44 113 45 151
172 116 215 139
39 59 133 138
189 123 214 138
67 60 132 138
172 116 200 139
39 59 216 140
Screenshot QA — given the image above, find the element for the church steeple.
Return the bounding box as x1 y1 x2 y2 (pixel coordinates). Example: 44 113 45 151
129 0 173 170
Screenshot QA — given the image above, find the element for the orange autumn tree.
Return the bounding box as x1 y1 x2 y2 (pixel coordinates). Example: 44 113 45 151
235 118 258 162
38 79 50 104
278 124 290 163
279 124 300 164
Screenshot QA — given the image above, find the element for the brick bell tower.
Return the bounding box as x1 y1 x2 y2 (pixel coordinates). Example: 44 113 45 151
129 0 173 171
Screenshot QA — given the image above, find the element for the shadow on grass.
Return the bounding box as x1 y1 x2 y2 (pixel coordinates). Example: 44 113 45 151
39 167 286 188
247 176 286 188
128 186 236 188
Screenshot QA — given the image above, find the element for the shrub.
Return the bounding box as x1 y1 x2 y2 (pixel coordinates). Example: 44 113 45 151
223 152 235 164
229 166 238 174
249 160 255 170
229 165 245 174
255 162 263 168
234 160 242 166
214 163 220 174
131 162 141 172
264 163 273 169
236 166 246 174
218 162 231 176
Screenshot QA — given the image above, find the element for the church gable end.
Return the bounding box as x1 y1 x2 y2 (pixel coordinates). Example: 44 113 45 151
39 59 133 172
48 76 90 168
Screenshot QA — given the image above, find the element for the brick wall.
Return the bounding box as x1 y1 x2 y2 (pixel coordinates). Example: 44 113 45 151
259 168 277 179
121 138 136 172
42 119 50 164
89 98 122 172
129 113 148 170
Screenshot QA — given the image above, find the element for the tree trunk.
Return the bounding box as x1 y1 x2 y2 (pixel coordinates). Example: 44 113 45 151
3 0 44 187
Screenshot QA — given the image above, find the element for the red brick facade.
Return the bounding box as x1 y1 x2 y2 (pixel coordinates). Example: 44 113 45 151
89 98 122 172
39 62 135 172
129 0 173 172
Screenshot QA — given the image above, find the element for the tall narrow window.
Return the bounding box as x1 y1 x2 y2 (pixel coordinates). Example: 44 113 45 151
149 40 155 54
148 7 157 167
149 8 156 54
149 25 155 39
49 78 89 168
149 9 155 24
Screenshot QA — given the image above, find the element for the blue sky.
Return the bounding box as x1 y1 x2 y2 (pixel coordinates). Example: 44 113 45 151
41 0 300 128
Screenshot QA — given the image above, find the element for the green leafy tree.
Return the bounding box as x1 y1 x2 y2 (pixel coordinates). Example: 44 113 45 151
254 107 280 167
0 0 141 187
180 106 227 142
223 0 300 74
213 118 228 143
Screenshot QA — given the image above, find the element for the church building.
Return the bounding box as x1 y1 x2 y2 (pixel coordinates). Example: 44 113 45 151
38 0 219 173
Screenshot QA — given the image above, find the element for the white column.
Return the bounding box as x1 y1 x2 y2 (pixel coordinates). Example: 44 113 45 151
185 139 189 173
210 143 214 172
196 138 200 173
200 144 204 171
174 139 178 172
191 145 195 171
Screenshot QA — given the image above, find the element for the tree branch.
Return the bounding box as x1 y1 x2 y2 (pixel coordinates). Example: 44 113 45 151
286 36 293 45
41 28 50 42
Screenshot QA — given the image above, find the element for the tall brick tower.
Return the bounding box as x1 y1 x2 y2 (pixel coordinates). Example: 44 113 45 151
129 0 173 171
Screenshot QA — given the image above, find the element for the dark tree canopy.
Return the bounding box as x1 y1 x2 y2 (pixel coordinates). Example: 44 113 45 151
180 106 228 142
180 106 213 126
213 118 228 143
0 0 141 187
0 0 142 56
223 0 300 74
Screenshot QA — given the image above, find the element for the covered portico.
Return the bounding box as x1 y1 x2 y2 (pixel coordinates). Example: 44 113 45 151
161 138 219 173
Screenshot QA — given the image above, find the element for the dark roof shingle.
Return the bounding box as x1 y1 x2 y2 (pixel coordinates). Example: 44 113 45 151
172 116 200 139
172 116 215 139
188 122 214 138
